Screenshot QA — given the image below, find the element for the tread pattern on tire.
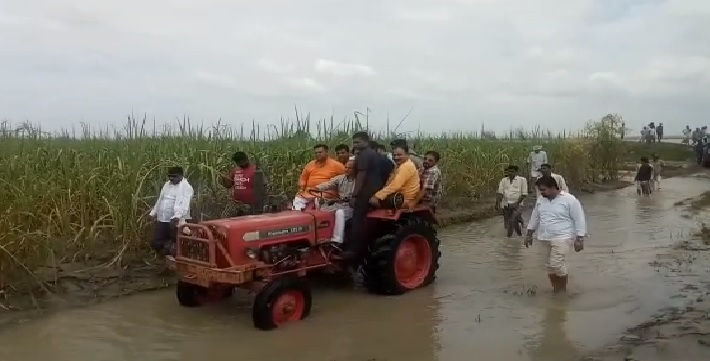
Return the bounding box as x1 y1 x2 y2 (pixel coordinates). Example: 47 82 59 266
361 216 441 295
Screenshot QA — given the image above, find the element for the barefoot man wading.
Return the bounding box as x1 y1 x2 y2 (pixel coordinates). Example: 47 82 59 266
525 176 587 294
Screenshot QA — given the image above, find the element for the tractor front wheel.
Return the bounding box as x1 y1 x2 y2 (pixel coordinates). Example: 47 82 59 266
362 217 441 295
252 277 312 331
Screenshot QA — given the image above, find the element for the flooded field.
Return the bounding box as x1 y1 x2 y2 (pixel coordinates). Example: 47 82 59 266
1 176 709 361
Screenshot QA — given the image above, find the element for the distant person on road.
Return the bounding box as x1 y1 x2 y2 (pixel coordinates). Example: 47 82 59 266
415 150 443 212
149 166 194 257
334 144 351 165
527 145 548 193
651 154 664 190
634 156 654 196
620 121 626 139
656 123 664 142
695 140 705 165
647 126 656 143
683 126 692 145
693 127 701 144
496 165 527 237
525 176 587 294
539 164 569 194
293 144 346 210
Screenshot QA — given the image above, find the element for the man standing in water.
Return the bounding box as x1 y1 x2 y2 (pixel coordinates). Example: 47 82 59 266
526 145 548 193
651 154 664 190
496 165 527 237
525 176 587 294
539 164 568 193
635 156 654 196
149 166 194 256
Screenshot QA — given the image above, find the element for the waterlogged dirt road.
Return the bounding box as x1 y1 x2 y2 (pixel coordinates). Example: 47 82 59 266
1 175 710 361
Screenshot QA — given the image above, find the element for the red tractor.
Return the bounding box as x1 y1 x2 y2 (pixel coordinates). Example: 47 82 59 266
166 192 441 331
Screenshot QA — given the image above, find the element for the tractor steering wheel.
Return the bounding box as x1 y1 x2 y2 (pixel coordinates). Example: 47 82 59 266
307 189 347 206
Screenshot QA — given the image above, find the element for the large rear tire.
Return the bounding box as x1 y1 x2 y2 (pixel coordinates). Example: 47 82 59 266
362 217 441 295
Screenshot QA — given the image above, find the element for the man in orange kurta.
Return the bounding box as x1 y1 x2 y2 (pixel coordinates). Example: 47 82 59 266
292 144 346 210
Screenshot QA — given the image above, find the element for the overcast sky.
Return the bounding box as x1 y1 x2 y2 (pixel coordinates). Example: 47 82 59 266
1 0 708 136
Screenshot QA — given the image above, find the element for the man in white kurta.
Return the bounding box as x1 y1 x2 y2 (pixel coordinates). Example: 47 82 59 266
526 145 548 192
149 166 194 256
495 165 527 237
538 163 569 196
525 175 586 294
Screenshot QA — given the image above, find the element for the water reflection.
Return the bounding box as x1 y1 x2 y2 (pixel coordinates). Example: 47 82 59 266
527 300 581 361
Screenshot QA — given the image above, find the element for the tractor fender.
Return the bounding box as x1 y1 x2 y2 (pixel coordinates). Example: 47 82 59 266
366 206 438 225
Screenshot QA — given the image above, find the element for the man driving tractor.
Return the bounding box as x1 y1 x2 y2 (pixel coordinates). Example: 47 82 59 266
292 144 346 210
313 157 356 244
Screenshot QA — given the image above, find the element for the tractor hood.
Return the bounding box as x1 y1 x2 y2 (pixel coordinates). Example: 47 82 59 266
201 211 316 242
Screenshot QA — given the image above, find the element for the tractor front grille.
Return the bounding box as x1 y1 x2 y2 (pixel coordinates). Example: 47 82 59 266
179 238 210 263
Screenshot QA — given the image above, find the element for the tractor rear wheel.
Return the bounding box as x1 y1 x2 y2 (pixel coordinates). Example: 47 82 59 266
176 281 232 307
362 217 441 295
252 277 312 331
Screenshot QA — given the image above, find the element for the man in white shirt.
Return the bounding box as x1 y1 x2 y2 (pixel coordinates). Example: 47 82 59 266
525 175 587 294
538 164 569 194
149 166 194 256
526 145 548 193
495 165 528 237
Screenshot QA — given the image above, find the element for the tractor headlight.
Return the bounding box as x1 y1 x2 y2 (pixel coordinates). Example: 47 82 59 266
245 248 258 259
181 226 192 235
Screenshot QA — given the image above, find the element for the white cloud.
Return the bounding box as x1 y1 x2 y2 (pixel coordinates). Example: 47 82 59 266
314 59 376 78
0 0 709 134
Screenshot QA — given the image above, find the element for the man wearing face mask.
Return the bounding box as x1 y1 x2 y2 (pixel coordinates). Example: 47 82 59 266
525 176 587 294
149 166 194 256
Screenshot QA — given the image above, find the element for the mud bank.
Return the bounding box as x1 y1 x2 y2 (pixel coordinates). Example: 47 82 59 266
582 192 710 361
0 162 701 332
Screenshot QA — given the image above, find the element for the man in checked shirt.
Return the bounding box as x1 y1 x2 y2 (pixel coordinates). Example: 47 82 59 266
415 151 443 212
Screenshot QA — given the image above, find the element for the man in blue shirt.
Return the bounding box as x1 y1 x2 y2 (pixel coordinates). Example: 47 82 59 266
369 141 395 185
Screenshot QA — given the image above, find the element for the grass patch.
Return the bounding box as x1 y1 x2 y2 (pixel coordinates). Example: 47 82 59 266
625 142 693 162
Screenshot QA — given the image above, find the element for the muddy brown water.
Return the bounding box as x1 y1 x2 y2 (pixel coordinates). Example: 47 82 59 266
1 176 708 361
